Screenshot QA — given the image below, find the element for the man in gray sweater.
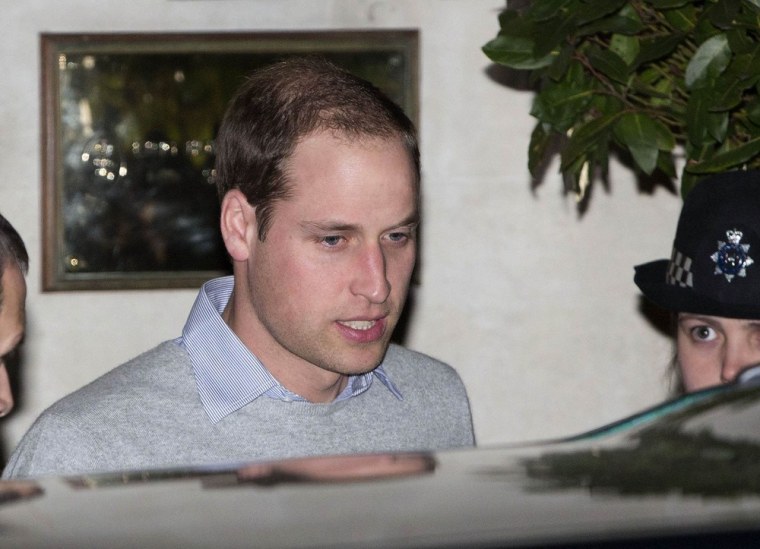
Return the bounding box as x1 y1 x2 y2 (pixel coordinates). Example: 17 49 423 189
4 57 474 479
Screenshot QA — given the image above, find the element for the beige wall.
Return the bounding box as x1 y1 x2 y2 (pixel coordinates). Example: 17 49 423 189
0 0 681 452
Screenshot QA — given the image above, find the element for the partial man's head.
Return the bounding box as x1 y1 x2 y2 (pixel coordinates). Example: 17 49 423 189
215 57 420 401
0 213 28 416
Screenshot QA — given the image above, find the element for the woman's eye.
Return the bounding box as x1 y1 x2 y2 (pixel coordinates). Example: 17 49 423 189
691 326 717 342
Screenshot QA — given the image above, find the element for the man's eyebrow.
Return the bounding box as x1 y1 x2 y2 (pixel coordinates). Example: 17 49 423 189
300 221 359 232
397 212 421 227
300 213 420 233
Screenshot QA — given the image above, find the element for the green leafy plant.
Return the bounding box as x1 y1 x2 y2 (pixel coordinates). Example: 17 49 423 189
483 0 760 199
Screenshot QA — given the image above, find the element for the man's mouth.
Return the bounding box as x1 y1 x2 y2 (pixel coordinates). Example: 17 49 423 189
338 320 376 331
335 317 388 343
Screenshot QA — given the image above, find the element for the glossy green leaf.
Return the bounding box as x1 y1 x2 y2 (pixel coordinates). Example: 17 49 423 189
531 82 594 131
747 97 760 126
547 44 574 81
685 34 731 89
574 0 628 25
529 0 575 22
647 0 692 8
530 62 594 133
628 144 659 174
685 136 760 174
528 123 553 177
726 28 754 54
656 150 677 179
562 153 591 199
705 0 741 30
706 49 760 111
485 11 558 69
634 34 685 66
693 14 722 44
725 46 760 82
564 58 590 87
709 75 749 112
587 48 630 84
578 14 644 37
590 94 624 119
686 90 711 146
744 0 760 9
588 132 610 178
482 34 555 70
663 5 698 32
630 75 675 109
706 110 728 143
560 112 625 171
496 7 516 29
534 15 578 57
613 113 672 174
732 10 760 29
636 66 663 86
610 34 640 65
614 113 675 151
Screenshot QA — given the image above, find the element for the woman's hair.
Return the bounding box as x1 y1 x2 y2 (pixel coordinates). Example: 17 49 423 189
667 313 685 396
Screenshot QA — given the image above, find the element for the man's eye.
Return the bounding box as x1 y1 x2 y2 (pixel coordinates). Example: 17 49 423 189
321 235 344 247
387 232 410 243
691 326 717 341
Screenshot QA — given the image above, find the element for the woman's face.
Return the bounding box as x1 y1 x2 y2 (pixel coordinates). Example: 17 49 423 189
676 313 760 392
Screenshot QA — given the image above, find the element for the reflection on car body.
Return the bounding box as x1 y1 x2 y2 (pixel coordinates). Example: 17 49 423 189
2 376 760 547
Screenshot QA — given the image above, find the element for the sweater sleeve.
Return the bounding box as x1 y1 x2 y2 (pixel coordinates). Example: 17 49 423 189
3 412 107 479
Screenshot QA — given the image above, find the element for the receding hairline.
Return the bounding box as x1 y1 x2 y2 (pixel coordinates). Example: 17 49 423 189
279 128 421 197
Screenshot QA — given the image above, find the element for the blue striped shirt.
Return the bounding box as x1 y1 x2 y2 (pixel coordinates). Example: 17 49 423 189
177 276 402 423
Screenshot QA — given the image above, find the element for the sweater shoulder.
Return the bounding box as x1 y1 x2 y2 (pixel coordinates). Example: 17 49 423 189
44 340 192 414
382 343 460 379
381 344 469 401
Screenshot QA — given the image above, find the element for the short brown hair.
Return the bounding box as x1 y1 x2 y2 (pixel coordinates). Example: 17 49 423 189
213 56 420 240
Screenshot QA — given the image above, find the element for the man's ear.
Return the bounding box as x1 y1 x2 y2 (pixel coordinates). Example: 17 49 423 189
220 189 256 262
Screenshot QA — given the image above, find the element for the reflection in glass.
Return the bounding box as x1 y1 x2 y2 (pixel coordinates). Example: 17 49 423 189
55 42 413 278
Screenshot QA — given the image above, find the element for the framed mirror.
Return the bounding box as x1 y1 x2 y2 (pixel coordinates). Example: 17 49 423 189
41 31 418 290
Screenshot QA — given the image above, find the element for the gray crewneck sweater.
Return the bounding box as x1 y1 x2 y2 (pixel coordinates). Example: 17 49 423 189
3 341 474 479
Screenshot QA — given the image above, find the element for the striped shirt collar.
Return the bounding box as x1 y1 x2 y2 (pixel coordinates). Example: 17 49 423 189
179 276 402 423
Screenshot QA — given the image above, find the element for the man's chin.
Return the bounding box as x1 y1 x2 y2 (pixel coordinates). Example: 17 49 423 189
329 345 391 376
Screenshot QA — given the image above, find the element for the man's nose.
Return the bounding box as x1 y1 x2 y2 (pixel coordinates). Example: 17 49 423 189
350 244 391 304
